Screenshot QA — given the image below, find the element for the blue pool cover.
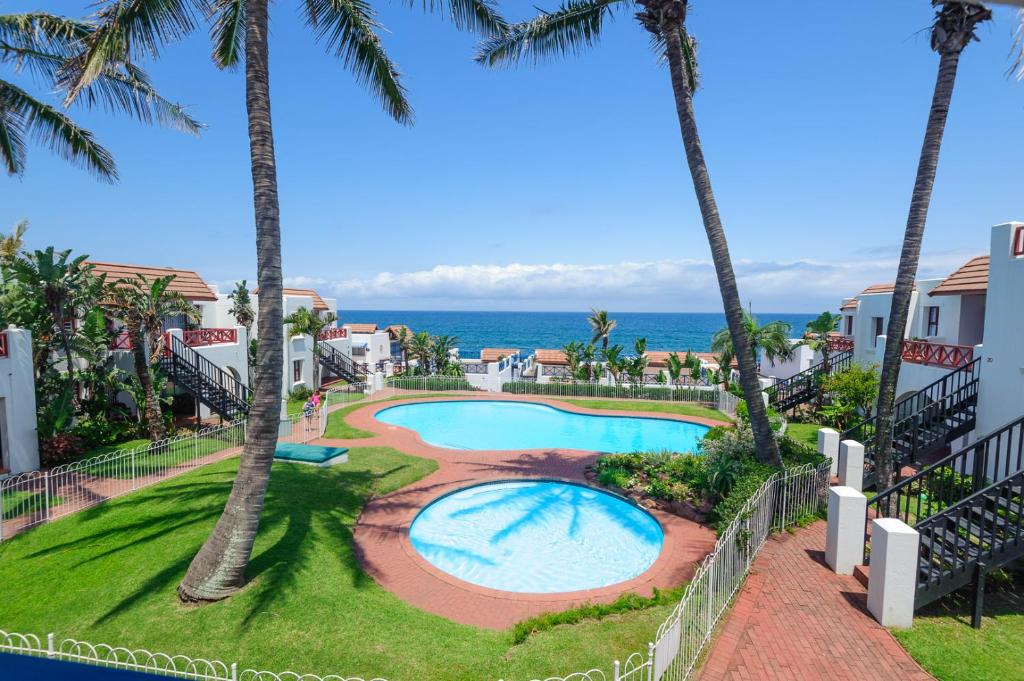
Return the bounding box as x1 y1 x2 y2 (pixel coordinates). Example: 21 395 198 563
0 652 168 679
274 443 349 465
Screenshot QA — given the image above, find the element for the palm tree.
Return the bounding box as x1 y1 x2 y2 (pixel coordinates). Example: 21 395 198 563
431 334 459 375
0 220 27 263
587 308 617 350
562 340 583 382
715 348 734 392
602 343 623 383
476 0 781 466
0 12 199 180
283 306 338 391
800 311 841 409
104 274 200 441
580 342 597 381
227 280 255 338
68 0 504 603
408 331 434 375
666 351 683 386
711 310 794 372
874 1 991 491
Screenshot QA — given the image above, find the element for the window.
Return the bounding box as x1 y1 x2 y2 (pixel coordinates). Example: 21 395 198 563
872 317 884 346
926 306 940 337
293 359 303 383
1014 225 1024 257
844 315 853 336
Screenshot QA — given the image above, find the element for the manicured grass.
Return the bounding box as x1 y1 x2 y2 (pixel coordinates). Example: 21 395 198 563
893 583 1024 681
2 490 63 519
785 423 824 448
560 398 730 423
0 448 677 680
323 393 452 439
80 438 151 459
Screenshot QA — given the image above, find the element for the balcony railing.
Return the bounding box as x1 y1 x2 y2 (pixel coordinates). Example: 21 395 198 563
827 336 854 352
182 328 237 347
110 331 132 350
319 327 348 341
901 339 974 369
0 331 7 358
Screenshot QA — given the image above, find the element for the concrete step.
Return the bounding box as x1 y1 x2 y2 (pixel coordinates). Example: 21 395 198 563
854 564 870 589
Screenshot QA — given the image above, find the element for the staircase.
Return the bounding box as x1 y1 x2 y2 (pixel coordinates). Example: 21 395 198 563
317 341 369 384
159 334 250 421
844 359 980 488
766 348 854 412
866 414 1024 626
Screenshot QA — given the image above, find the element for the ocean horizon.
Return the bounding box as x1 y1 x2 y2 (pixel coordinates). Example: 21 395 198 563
336 310 821 358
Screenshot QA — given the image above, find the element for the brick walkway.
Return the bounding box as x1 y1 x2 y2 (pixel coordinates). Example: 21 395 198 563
697 521 934 681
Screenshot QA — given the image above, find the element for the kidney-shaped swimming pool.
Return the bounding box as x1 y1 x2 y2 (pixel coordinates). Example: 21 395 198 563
375 400 709 452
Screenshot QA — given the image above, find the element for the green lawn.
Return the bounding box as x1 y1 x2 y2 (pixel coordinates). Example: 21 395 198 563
785 422 824 448
323 393 454 439
0 448 676 680
80 438 152 459
560 398 730 423
893 583 1024 681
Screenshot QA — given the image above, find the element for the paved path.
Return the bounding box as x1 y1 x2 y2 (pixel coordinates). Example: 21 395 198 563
697 521 934 681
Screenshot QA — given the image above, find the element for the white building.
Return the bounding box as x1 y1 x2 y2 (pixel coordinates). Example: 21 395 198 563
0 327 39 474
343 323 394 373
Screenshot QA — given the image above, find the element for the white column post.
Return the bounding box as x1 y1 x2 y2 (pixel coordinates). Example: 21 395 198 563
825 486 867 574
838 440 865 492
278 398 291 438
867 518 920 628
818 428 840 477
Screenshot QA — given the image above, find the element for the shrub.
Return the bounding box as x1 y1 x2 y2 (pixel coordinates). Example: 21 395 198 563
387 376 475 391
289 385 314 402
39 433 85 468
70 416 141 448
778 435 826 467
736 401 783 431
596 466 632 489
501 381 716 404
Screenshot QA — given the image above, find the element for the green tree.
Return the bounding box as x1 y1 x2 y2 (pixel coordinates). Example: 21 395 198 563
800 311 841 408
587 308 617 350
821 364 880 431
666 351 683 386
0 12 199 180
0 220 27 263
602 343 623 383
68 0 504 603
712 310 793 372
477 0 781 465
580 342 597 381
562 340 583 382
283 306 338 391
431 334 460 375
104 274 199 442
227 280 255 337
408 331 434 375
874 1 991 491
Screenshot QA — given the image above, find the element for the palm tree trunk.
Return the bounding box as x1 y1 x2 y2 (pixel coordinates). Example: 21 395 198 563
661 21 781 467
178 0 284 602
873 49 961 491
128 323 166 442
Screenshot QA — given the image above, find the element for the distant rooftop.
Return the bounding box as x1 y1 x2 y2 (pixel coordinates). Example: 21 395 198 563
840 298 857 311
930 256 989 297
481 348 518 362
252 286 330 311
345 323 379 334
87 261 217 301
385 324 413 340
535 349 567 365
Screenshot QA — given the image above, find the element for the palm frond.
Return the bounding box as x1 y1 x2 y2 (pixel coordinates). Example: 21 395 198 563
303 0 413 125
0 79 116 180
207 0 245 69
433 0 507 35
62 0 203 105
0 13 91 56
474 0 623 68
1011 8 1024 82
649 25 699 92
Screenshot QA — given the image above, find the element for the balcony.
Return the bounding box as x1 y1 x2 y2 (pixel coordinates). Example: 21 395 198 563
0 331 7 358
901 339 974 370
319 327 348 341
827 336 854 353
109 328 238 351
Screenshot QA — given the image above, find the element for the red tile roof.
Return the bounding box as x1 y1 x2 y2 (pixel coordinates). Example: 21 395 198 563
252 287 330 311
481 348 518 362
345 323 379 334
930 256 989 297
840 298 857 311
87 261 217 301
385 324 413 340
535 349 568 365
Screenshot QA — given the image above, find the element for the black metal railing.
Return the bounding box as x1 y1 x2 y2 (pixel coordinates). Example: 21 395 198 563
462 362 488 374
160 334 250 420
765 348 853 411
317 341 369 382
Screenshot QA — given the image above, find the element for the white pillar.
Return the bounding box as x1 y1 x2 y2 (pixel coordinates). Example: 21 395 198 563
838 440 865 492
867 518 920 628
278 398 291 438
826 486 867 575
818 428 840 477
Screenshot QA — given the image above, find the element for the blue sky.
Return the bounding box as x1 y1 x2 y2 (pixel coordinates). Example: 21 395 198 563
3 1 1023 312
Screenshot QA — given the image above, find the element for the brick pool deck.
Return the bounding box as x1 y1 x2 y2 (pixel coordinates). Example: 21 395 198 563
327 393 727 629
696 521 934 681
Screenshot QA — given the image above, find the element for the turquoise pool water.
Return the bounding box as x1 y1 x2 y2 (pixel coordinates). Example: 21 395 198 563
409 481 664 593
375 400 709 452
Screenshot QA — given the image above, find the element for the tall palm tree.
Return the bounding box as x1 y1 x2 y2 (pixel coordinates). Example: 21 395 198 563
105 274 200 441
873 1 991 491
666 351 683 386
800 311 841 409
477 0 781 466
408 331 434 375
602 343 623 382
711 310 794 371
283 306 338 391
431 334 459 374
587 308 617 350
0 220 27 262
227 280 255 338
562 340 583 381
68 0 504 603
0 12 199 180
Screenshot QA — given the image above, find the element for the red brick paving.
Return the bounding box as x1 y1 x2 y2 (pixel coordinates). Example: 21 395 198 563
696 521 934 681
325 393 726 629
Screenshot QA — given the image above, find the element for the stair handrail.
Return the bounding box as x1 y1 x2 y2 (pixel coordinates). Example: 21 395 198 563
766 348 853 407
317 340 368 379
164 334 251 409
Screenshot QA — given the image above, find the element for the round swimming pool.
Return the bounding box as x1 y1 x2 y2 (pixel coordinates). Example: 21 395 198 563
409 481 664 593
376 400 708 452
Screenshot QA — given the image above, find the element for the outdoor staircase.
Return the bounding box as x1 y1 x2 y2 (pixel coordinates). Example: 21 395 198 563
317 341 369 384
865 414 1024 626
158 334 251 421
843 359 980 489
766 348 854 412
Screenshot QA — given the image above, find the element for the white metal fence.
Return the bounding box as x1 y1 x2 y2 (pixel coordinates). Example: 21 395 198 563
502 381 722 405
382 375 480 392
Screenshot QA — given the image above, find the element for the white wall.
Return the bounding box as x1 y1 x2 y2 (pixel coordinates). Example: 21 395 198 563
976 222 1024 438
852 290 919 366
0 327 40 473
762 341 818 382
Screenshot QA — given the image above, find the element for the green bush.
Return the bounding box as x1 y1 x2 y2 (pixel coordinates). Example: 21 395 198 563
501 381 716 403
735 400 783 431
288 385 313 402
596 465 632 489
70 416 141 448
386 377 475 391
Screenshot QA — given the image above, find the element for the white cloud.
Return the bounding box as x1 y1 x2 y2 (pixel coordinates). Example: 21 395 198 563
280 248 978 312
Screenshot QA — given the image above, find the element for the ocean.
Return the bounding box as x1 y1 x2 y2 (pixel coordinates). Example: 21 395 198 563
336 310 819 358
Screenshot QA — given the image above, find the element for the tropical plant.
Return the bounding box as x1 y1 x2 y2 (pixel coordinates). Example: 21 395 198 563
622 337 649 386
408 331 434 375
104 274 199 441
821 364 880 421
580 342 597 381
602 343 623 382
587 308 617 350
228 280 255 337
665 352 683 386
562 340 583 382
714 348 733 391
283 306 338 391
873 1 991 491
0 12 199 180
67 0 505 603
0 220 26 263
800 311 841 408
476 0 781 466
711 310 793 371
431 334 460 376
